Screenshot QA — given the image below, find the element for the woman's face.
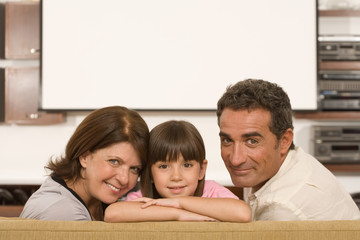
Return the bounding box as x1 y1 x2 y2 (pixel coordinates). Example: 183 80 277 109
151 154 207 198
79 142 142 205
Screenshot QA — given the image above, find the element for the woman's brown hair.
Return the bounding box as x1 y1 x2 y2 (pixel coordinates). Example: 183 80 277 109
46 106 149 182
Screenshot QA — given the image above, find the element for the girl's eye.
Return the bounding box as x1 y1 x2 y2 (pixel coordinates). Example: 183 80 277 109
159 164 168 169
130 166 141 175
183 163 193 168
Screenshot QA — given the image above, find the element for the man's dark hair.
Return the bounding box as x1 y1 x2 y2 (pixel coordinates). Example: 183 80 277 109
217 79 295 150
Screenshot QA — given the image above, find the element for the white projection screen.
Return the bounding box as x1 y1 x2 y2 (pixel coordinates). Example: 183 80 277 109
41 0 317 111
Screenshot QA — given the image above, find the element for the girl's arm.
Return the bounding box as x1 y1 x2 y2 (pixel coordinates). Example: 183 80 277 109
104 201 216 222
138 197 252 222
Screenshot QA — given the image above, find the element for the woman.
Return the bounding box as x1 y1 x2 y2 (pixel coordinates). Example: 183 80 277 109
20 106 149 221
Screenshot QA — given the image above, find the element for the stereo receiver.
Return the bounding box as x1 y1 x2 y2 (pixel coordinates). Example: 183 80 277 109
319 70 360 110
319 35 360 61
313 125 360 163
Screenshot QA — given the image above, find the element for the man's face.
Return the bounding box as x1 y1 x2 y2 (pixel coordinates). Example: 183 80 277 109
219 108 291 192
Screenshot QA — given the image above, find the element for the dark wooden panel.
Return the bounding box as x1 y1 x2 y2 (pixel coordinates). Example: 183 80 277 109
2 67 63 124
4 1 39 59
0 4 5 58
0 68 4 122
323 163 360 173
225 186 243 200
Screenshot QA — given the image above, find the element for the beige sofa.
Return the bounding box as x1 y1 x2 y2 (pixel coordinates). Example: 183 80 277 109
1 217 360 240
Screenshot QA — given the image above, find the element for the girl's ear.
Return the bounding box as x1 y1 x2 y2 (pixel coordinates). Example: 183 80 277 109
198 159 208 180
79 151 91 168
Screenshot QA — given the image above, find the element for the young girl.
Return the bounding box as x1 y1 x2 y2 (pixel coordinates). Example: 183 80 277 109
104 120 251 222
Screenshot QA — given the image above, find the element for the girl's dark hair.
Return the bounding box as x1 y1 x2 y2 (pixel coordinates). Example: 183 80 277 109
217 79 295 150
140 120 206 198
46 106 149 181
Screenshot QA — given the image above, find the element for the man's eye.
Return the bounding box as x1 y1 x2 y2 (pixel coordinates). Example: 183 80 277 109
221 137 232 145
247 139 258 145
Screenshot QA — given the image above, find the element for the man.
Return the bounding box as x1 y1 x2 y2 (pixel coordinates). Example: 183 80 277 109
216 79 360 221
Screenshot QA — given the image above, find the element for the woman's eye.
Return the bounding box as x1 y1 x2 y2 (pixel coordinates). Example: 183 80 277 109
130 167 141 174
108 159 119 165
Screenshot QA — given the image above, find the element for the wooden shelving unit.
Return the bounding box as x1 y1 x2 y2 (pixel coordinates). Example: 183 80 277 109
301 9 360 121
296 9 360 173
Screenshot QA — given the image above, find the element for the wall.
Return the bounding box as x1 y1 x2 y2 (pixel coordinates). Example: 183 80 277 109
1 112 360 193
0 0 359 194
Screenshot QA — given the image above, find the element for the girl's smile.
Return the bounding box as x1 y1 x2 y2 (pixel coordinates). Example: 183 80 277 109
168 185 187 194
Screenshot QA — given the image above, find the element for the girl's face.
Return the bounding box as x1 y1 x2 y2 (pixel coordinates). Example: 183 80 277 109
78 142 142 205
151 154 207 198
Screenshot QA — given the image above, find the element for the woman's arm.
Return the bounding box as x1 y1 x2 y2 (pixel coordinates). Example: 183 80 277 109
104 201 216 222
138 197 252 222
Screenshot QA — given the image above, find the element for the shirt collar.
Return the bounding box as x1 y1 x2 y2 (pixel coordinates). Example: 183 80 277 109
250 147 298 197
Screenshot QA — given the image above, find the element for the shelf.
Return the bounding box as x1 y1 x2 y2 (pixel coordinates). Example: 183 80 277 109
323 163 360 173
319 9 360 17
319 61 360 70
293 111 360 120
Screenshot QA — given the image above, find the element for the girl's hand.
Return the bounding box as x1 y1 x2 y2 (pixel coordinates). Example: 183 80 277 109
130 197 154 203
134 197 181 209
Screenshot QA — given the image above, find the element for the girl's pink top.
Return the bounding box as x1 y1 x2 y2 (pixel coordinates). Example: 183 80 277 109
126 180 238 200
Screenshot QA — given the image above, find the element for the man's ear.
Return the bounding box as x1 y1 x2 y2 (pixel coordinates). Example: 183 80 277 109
199 159 208 180
280 128 294 154
79 151 91 168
